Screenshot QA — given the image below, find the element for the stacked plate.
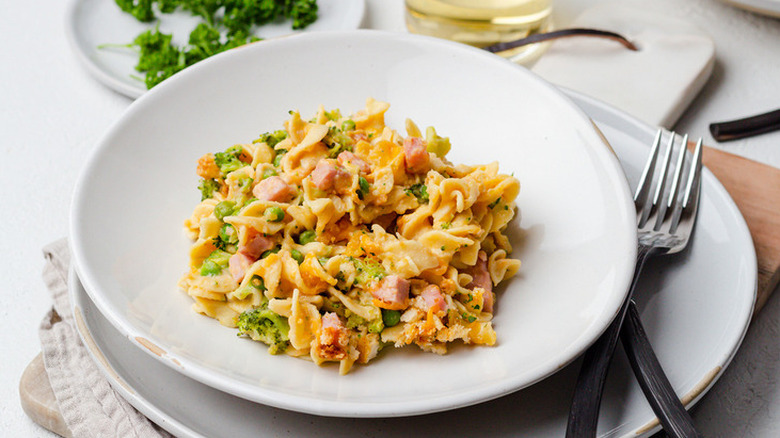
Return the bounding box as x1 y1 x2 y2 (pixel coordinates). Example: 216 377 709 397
68 29 756 437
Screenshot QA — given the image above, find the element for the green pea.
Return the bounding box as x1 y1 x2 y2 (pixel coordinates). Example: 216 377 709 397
290 249 304 264
381 309 401 327
249 275 266 291
218 223 238 245
261 247 280 259
298 230 317 245
214 201 236 220
264 206 285 222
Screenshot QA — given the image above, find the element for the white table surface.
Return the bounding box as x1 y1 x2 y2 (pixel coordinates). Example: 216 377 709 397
2 0 779 436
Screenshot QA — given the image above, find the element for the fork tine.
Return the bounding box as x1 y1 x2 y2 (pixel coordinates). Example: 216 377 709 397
651 133 680 231
652 133 676 206
669 137 703 234
635 130 663 226
682 138 703 209
666 133 689 209
634 130 662 203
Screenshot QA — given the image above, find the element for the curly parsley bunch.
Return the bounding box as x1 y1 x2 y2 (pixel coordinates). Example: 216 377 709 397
113 0 318 89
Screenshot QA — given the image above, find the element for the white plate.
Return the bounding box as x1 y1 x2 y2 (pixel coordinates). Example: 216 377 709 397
70 30 637 417
70 90 757 437
720 0 780 18
65 0 366 98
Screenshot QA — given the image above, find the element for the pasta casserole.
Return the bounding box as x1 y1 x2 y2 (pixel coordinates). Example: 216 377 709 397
179 99 521 374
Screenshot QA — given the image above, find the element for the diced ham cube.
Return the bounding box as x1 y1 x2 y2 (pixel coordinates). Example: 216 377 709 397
228 252 254 282
310 160 351 191
228 231 274 282
403 137 430 174
315 312 349 361
471 251 493 291
469 251 494 312
420 284 447 313
370 275 410 309
321 312 344 331
252 176 293 202
349 132 369 143
239 232 273 259
337 151 371 174
481 289 494 314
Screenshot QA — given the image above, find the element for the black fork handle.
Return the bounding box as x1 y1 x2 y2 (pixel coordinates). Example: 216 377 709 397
566 243 701 437
621 300 702 437
566 245 653 437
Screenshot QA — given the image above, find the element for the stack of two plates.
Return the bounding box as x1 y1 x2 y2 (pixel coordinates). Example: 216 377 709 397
69 31 756 437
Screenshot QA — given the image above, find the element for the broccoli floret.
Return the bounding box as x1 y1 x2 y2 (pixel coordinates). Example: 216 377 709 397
200 249 231 276
213 145 245 175
254 130 288 148
405 183 429 204
345 312 383 333
345 313 366 329
350 257 385 285
198 178 220 200
323 125 354 158
236 307 290 354
367 318 384 333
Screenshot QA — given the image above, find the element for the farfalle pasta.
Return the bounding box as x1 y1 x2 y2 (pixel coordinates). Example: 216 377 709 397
179 99 521 374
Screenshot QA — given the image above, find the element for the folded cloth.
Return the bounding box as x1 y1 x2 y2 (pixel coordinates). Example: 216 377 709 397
38 239 172 438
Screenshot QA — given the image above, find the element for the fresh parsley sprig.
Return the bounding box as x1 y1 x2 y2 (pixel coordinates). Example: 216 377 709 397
110 0 318 89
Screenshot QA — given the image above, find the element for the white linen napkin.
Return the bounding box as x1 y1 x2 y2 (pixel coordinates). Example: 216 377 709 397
38 239 172 438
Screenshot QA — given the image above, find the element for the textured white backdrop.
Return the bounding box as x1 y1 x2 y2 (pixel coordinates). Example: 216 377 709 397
2 0 778 436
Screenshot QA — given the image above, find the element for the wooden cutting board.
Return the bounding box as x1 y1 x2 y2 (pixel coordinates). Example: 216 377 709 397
699 145 780 313
19 146 780 436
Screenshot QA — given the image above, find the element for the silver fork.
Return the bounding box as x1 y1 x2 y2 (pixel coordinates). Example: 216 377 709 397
566 130 704 438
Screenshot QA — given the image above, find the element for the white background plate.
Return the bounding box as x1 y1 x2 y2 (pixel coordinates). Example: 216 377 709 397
65 0 366 98
69 31 637 417
71 90 756 436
